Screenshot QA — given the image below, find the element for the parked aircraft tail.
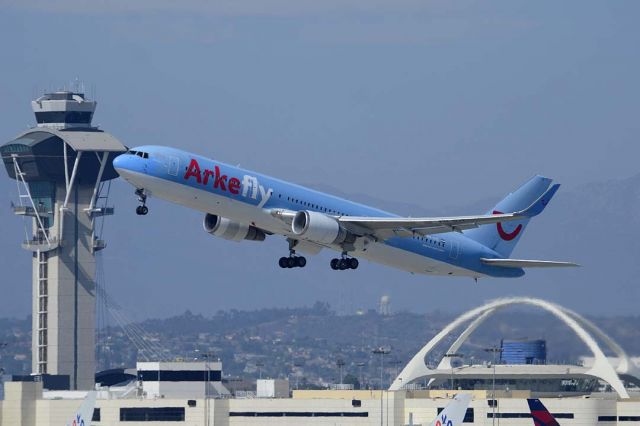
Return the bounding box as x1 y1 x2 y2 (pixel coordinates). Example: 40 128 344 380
67 391 96 426
527 398 561 426
465 175 555 258
429 393 472 426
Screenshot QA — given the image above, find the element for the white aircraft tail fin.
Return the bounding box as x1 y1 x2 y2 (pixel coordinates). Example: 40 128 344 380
429 393 472 426
67 391 96 426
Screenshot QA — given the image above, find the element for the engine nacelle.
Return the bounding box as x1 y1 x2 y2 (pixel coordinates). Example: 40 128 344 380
291 210 351 245
203 214 266 242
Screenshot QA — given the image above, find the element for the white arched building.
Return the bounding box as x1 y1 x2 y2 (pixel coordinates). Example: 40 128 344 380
389 297 640 399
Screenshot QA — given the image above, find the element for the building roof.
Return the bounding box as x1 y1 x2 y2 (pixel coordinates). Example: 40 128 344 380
10 128 126 152
1 128 126 182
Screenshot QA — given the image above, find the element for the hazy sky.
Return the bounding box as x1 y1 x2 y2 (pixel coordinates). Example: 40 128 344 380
0 1 638 319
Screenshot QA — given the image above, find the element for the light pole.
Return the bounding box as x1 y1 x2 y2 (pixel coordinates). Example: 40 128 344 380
201 352 213 426
444 353 464 391
356 362 366 390
293 362 304 390
256 361 264 380
484 347 503 426
389 359 403 382
336 358 345 385
372 347 390 426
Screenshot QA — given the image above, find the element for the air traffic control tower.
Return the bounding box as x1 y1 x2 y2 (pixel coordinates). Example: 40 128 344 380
0 90 126 390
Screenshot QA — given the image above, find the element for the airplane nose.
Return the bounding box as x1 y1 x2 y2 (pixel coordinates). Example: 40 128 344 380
112 153 128 173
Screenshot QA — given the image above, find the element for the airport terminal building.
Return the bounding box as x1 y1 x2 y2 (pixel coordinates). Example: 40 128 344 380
1 380 640 425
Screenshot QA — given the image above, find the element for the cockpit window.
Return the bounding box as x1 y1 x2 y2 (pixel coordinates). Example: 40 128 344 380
128 150 149 159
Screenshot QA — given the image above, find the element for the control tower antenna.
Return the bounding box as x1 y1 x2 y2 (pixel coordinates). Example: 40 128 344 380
0 87 126 390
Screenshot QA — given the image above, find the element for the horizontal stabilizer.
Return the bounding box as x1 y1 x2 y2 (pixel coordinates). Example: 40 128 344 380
481 258 579 268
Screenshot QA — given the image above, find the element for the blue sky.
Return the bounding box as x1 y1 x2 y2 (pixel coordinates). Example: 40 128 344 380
0 1 638 318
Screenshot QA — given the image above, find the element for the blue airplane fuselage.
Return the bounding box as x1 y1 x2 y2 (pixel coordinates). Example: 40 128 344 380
113 146 527 278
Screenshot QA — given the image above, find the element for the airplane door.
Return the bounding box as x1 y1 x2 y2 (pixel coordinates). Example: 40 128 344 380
168 157 179 176
449 241 460 260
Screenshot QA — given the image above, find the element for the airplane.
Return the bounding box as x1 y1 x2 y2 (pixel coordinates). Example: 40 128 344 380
112 146 577 278
527 398 561 426
429 393 472 426
67 391 96 426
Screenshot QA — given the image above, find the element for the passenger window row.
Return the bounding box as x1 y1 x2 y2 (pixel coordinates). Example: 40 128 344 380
279 194 347 216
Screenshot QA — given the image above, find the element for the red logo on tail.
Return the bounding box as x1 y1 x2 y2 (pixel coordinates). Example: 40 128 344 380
493 210 522 241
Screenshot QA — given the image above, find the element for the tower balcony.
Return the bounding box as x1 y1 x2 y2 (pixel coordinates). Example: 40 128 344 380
22 236 60 252
13 205 52 217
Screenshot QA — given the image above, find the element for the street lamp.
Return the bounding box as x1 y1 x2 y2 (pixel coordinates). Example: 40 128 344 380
372 347 391 426
484 347 504 426
444 353 464 391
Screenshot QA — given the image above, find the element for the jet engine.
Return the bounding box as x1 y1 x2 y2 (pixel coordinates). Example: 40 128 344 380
291 210 354 245
203 214 266 241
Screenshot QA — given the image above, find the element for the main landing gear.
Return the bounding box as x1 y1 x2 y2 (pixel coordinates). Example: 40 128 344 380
330 253 359 270
279 239 307 268
279 255 307 268
135 188 149 216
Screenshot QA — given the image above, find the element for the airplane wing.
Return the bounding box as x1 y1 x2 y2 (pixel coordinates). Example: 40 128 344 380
338 184 560 239
429 393 472 426
68 391 96 426
481 259 579 268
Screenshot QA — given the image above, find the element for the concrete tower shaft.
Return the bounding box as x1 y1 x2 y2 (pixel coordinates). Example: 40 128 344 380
1 90 126 390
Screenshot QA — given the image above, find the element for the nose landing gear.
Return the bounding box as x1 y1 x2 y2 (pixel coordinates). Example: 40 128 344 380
135 188 148 215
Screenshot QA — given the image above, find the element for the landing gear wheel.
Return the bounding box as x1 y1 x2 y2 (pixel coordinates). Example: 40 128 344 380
135 205 149 215
135 188 149 215
296 256 307 268
330 256 359 270
286 257 297 268
349 258 359 269
279 257 288 268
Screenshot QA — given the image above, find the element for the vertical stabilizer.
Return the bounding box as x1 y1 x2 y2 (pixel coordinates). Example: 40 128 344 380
67 391 96 426
527 398 561 426
465 175 553 257
429 394 473 426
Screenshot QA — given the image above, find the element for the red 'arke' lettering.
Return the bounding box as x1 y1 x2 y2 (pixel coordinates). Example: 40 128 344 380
229 177 241 194
183 158 248 197
213 165 227 191
184 159 202 183
203 168 214 185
